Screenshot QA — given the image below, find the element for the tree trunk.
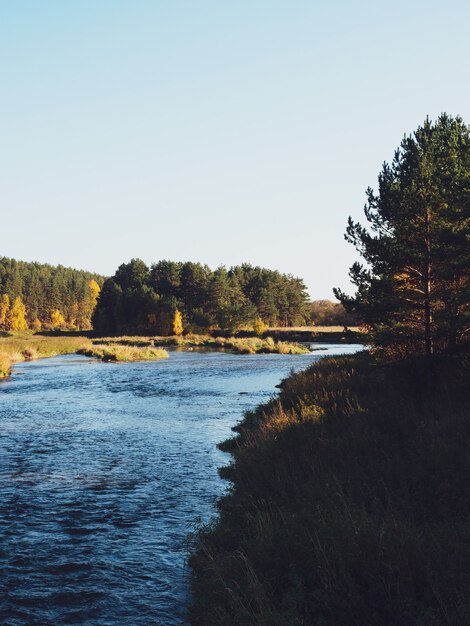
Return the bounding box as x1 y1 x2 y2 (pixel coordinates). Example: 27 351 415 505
423 207 433 357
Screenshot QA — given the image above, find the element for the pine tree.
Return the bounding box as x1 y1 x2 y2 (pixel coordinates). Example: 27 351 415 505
335 114 470 355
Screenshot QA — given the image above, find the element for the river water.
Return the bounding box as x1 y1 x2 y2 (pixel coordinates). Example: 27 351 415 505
0 344 361 626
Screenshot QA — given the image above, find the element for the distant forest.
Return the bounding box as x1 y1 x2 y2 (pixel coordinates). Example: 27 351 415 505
0 257 104 330
93 259 311 334
0 256 352 335
309 300 357 326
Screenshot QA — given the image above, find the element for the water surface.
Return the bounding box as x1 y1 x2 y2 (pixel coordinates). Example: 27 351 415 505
0 344 361 625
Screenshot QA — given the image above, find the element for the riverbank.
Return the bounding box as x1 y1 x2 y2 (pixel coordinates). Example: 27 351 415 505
189 348 470 625
100 334 310 355
0 333 310 378
0 334 92 378
78 343 169 362
264 325 364 343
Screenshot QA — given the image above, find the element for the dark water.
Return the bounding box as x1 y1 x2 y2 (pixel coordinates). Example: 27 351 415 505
0 344 362 625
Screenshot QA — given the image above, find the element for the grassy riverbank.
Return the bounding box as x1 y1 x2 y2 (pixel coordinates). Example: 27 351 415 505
78 343 168 362
190 348 470 625
92 334 310 355
0 334 92 378
265 325 364 343
0 332 309 378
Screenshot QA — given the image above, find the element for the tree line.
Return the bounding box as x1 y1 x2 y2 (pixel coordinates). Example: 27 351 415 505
0 257 103 331
335 113 469 356
93 261 310 335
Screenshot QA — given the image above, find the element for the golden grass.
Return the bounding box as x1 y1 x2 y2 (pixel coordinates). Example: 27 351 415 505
78 344 168 362
0 332 308 378
94 334 310 355
268 325 362 332
0 333 92 378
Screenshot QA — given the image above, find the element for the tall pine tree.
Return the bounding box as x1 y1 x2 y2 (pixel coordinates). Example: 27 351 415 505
335 114 470 355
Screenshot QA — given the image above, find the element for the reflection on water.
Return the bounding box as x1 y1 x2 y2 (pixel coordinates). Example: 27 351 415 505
0 344 362 625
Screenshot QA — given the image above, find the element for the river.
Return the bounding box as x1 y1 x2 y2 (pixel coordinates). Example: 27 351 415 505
0 344 362 625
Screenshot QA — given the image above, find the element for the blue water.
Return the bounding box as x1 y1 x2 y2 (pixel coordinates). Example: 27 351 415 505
0 344 362 625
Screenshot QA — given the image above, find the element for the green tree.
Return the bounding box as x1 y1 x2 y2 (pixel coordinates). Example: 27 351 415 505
335 114 470 355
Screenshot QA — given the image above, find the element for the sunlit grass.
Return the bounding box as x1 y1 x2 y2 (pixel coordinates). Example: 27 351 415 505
268 325 362 332
0 332 308 378
0 333 92 378
78 344 168 362
95 334 310 355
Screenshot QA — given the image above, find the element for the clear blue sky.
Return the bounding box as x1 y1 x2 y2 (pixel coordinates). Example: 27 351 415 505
1 1 469 299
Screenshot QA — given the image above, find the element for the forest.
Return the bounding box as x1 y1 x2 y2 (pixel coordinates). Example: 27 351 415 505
93 260 311 334
0 257 104 331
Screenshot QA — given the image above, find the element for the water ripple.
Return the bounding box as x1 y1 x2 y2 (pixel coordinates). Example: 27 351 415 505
0 346 361 625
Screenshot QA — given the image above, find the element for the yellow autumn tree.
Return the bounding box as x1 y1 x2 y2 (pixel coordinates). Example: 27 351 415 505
253 317 267 336
173 308 183 336
8 296 28 331
77 279 101 329
88 279 101 309
50 309 66 329
0 294 10 329
32 318 42 332
68 302 79 329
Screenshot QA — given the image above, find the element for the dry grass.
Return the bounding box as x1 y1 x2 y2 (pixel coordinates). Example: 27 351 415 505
92 334 310 355
78 343 168 362
211 337 309 355
268 325 362 332
190 349 470 625
0 332 308 378
0 333 92 378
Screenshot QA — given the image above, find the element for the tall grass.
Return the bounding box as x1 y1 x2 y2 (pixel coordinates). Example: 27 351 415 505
0 334 92 378
89 334 310 355
0 332 307 378
78 344 168 362
189 349 470 625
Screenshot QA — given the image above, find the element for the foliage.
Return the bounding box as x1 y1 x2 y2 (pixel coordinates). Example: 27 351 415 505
50 308 66 329
253 316 268 336
31 318 42 331
94 259 310 335
309 300 357 326
335 114 470 355
88 279 101 310
190 349 470 625
0 294 10 329
0 257 105 330
8 296 28 331
172 308 183 336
